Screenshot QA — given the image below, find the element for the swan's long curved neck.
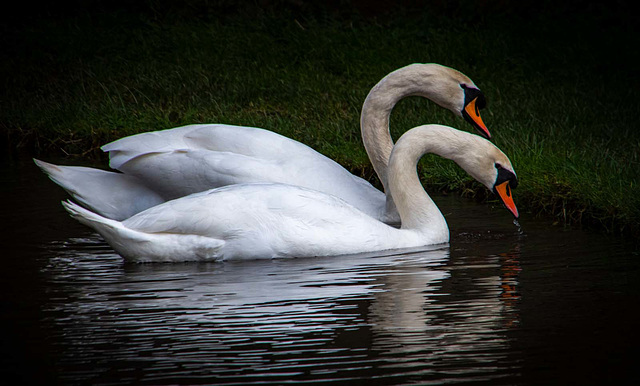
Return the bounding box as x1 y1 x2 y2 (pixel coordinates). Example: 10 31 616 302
388 125 472 233
360 64 459 194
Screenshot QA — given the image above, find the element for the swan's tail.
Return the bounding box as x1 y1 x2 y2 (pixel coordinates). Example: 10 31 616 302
61 200 149 261
62 199 121 230
34 159 165 220
62 200 226 262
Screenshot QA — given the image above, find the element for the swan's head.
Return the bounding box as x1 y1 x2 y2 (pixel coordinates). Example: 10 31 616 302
492 162 519 218
420 124 518 218
459 141 519 219
459 84 489 140
410 64 490 140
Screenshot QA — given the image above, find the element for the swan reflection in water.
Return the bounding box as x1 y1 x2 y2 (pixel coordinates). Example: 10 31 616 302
42 235 522 384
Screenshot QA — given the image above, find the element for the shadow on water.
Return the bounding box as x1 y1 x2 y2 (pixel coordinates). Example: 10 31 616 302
2 156 639 385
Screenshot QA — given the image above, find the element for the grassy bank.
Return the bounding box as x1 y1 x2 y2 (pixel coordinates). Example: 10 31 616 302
2 2 639 237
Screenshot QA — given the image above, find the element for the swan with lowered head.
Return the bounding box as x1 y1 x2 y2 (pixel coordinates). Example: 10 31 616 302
61 124 518 263
36 63 489 224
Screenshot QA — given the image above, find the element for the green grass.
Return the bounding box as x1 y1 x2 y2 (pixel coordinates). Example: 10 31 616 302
2 2 639 237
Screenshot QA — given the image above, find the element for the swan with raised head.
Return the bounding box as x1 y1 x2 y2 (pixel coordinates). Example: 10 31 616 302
36 63 489 224
61 124 518 263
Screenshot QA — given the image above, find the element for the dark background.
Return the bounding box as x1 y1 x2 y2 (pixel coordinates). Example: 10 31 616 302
2 0 637 34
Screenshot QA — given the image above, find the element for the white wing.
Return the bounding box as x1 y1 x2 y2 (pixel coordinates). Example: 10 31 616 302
101 124 388 219
116 184 402 261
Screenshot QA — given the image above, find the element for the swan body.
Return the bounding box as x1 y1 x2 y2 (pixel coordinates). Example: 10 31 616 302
37 63 489 223
62 124 519 263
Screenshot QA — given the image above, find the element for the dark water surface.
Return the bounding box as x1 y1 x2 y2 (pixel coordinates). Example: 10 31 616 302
1 156 639 385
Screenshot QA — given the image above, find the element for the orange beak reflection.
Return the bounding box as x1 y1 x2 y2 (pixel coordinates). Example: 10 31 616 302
494 181 519 218
464 97 491 139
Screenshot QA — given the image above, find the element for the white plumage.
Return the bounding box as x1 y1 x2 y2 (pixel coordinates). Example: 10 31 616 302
61 125 518 262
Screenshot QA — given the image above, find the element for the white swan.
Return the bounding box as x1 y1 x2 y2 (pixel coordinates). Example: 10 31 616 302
36 63 489 224
61 124 518 263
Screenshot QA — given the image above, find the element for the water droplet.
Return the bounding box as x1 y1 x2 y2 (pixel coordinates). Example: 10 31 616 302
513 218 524 235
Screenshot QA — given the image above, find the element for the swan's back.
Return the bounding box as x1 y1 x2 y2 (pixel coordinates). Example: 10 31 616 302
103 124 307 168
102 124 388 219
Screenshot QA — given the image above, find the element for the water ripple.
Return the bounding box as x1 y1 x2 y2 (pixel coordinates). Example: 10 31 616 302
32 236 530 384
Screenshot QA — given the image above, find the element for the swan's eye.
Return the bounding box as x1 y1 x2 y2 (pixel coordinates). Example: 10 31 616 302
495 163 503 170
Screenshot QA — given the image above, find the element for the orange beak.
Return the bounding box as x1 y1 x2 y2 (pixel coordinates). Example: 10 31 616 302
464 97 491 139
494 181 519 218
